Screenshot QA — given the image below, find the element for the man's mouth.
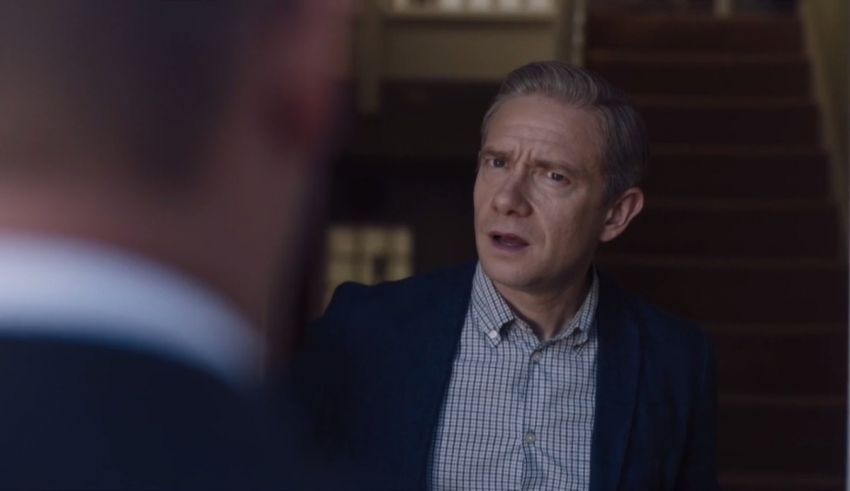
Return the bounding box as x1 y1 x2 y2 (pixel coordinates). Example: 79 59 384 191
489 232 529 250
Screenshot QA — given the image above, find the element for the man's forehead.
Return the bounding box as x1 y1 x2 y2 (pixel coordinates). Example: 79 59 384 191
483 96 602 165
486 122 571 147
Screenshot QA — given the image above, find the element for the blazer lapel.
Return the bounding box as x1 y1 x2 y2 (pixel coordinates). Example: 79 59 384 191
396 262 476 490
590 274 642 491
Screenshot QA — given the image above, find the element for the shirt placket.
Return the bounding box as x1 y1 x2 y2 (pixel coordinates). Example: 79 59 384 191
513 321 551 491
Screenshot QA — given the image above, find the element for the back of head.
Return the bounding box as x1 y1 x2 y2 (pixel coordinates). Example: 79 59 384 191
0 1 275 185
0 0 347 325
481 61 649 204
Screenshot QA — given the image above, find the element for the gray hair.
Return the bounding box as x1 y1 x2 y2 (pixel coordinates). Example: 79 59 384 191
481 61 649 204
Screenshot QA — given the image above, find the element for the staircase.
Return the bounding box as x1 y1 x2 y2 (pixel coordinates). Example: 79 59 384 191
588 12 847 490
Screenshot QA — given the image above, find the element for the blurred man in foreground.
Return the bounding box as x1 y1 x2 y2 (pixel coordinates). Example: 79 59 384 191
0 1 345 488
291 62 718 490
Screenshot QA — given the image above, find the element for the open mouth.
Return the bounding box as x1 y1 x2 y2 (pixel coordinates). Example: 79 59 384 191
490 232 529 250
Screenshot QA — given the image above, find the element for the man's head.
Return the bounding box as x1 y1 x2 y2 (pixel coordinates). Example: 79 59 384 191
474 61 647 297
481 61 649 205
0 1 349 324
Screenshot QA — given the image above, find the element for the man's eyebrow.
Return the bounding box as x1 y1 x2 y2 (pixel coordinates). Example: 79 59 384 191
479 147 510 158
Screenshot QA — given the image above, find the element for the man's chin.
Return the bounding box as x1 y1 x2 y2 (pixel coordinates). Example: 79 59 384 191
479 259 535 291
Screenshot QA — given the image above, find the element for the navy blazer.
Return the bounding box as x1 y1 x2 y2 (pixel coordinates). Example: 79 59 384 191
290 262 718 490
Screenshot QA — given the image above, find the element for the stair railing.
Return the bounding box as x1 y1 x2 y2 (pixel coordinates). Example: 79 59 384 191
799 0 849 245
562 0 588 65
713 0 734 16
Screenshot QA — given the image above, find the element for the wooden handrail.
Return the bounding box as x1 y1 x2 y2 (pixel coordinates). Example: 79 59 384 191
567 0 587 65
800 0 849 244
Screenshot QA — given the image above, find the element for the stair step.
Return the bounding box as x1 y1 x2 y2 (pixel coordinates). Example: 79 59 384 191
590 51 807 64
588 14 804 53
638 99 820 145
719 396 845 476
720 472 844 491
644 148 830 200
707 323 846 395
351 82 824 153
605 201 841 259
636 96 813 106
596 256 848 323
587 50 810 97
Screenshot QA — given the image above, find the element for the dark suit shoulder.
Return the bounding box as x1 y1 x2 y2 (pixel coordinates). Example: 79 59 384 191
0 334 287 490
320 261 476 332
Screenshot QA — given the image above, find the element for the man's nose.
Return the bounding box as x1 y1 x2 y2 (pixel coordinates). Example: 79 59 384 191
491 170 532 217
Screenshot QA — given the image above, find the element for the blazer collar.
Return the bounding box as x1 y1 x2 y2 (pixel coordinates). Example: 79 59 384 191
397 261 477 489
590 272 642 491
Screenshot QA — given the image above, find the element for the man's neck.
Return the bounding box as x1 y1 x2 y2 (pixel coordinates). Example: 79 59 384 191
0 233 263 386
493 269 593 341
0 180 271 328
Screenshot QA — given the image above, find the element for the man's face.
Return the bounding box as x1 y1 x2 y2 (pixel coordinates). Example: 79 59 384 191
473 94 609 296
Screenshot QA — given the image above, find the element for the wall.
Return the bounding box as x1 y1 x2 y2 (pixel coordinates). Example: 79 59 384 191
801 0 849 233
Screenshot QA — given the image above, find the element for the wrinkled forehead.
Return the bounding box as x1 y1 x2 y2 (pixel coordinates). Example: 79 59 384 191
483 95 604 170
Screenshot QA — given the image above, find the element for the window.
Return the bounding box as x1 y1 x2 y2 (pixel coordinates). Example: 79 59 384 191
324 224 414 307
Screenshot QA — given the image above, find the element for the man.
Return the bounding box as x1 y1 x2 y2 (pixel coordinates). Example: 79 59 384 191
0 1 346 488
291 62 718 490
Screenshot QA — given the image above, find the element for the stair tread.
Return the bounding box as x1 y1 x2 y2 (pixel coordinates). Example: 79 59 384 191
596 258 847 323
712 321 846 396
597 254 846 270
720 472 844 488
720 394 845 408
643 198 836 211
706 322 845 334
591 12 800 22
718 402 845 476
634 95 815 107
588 13 804 54
588 49 807 63
651 144 824 156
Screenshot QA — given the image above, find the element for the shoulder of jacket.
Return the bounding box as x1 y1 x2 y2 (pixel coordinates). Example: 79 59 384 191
320 261 476 324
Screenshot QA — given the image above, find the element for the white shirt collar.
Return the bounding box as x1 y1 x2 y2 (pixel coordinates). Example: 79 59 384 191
0 234 263 387
471 261 599 347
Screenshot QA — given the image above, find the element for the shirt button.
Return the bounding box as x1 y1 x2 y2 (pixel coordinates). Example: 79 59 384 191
531 350 543 363
525 430 536 444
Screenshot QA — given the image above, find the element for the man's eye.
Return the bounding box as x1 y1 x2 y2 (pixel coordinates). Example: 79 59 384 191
548 171 566 182
491 158 507 168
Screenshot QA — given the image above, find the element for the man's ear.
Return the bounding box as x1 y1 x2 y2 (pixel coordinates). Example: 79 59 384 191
599 187 644 243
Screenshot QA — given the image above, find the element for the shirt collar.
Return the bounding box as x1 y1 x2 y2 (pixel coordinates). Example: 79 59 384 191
0 234 263 388
470 262 599 348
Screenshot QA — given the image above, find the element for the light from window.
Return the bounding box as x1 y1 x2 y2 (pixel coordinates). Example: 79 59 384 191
324 224 414 307
391 0 554 13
